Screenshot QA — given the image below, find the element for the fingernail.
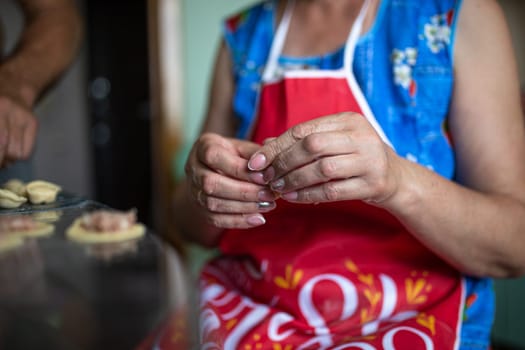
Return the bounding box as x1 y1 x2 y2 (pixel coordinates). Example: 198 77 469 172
281 191 298 201
263 166 275 182
249 172 266 185
258 189 275 201
248 153 266 171
270 178 285 191
247 214 266 226
257 201 276 211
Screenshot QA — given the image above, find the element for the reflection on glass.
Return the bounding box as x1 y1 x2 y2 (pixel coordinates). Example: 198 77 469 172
84 239 140 262
0 214 55 238
0 240 45 301
32 210 63 223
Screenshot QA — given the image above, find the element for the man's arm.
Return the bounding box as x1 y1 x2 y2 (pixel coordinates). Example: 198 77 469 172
1 0 83 107
0 0 83 167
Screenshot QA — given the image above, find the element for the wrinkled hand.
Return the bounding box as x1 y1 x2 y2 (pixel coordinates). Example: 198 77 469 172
247 112 402 205
0 94 38 168
186 132 277 230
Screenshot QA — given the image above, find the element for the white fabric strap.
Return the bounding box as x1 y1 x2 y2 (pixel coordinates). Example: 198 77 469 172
259 0 394 148
262 0 295 82
343 0 371 71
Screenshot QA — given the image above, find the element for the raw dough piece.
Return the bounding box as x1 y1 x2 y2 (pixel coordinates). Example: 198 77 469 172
3 179 26 197
25 180 61 204
0 189 27 209
66 209 145 244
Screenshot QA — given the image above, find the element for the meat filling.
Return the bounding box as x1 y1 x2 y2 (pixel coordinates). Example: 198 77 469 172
80 209 137 233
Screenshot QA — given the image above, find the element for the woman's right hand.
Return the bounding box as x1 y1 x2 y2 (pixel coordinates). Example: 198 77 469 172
185 132 277 231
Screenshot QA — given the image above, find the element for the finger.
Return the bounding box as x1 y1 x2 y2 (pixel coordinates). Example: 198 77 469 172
280 177 372 204
192 166 276 202
21 117 37 159
232 138 261 160
6 112 25 160
206 212 267 229
193 188 276 214
0 113 8 166
269 154 365 193
263 131 357 182
248 112 360 171
197 139 255 182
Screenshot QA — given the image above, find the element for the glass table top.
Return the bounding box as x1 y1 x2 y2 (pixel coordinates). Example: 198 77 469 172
0 199 179 350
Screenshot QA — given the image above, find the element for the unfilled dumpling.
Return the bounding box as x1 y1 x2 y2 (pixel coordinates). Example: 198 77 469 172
2 179 26 197
25 180 61 205
0 189 27 209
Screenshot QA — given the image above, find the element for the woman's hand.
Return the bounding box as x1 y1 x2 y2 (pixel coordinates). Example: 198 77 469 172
247 112 403 206
186 132 277 230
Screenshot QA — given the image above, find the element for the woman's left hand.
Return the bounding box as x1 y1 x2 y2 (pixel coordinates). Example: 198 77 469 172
248 112 403 205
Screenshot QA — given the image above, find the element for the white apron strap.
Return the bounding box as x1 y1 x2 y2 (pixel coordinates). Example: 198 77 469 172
262 0 295 82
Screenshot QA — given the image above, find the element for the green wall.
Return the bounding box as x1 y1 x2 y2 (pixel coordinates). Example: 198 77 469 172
176 0 257 177
177 0 257 277
493 279 525 348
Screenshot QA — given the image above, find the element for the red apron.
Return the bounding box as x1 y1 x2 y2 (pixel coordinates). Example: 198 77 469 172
200 1 465 349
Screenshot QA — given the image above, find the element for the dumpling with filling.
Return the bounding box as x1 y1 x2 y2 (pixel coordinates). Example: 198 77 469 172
66 209 145 244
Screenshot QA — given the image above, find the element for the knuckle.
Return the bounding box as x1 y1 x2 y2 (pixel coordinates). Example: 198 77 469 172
302 133 325 155
301 189 313 202
239 190 251 201
273 156 288 172
232 162 244 180
290 123 312 140
184 163 191 177
205 196 219 212
206 215 222 228
285 175 299 189
265 141 281 160
318 158 338 179
201 175 219 196
322 182 341 202
192 172 200 188
202 143 220 166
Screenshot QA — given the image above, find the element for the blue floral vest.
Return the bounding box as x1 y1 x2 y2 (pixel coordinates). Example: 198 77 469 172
223 0 494 348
